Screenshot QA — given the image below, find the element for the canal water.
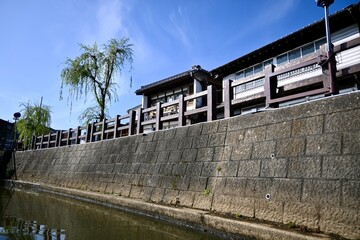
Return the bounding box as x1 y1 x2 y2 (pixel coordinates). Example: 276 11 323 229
0 186 225 240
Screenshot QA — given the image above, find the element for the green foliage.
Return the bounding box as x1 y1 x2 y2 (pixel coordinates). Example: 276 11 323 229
60 38 134 124
16 102 51 148
202 189 211 196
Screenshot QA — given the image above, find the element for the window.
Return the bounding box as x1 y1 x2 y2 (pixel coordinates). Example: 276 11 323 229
302 43 315 56
245 67 253 77
289 48 301 61
253 63 263 74
315 38 326 50
276 53 288 65
263 59 273 68
235 71 245 79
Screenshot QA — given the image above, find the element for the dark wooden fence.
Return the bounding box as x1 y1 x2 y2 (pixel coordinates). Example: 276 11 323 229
28 37 360 150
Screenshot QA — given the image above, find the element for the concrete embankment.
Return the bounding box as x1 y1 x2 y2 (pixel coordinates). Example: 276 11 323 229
14 92 360 239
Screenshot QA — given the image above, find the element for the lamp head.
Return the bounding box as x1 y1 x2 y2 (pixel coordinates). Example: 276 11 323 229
13 112 21 120
315 0 334 7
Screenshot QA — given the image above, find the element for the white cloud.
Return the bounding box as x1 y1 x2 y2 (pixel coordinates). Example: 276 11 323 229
167 6 191 49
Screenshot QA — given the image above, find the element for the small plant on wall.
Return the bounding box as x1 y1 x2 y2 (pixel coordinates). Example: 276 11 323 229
202 188 211 196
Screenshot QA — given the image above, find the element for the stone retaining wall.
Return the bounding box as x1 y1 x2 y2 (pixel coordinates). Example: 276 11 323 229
15 92 360 239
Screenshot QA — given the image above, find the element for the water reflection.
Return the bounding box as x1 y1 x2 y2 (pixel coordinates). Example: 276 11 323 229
0 187 221 240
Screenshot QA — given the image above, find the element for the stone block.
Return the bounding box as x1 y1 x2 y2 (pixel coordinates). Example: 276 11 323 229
149 188 165 203
163 129 176 140
230 143 252 160
157 151 169 162
129 185 145 199
266 122 292 140
276 138 305 158
212 194 232 213
244 126 266 143
306 134 341 156
217 161 238 177
255 199 284 223
201 121 219 135
208 133 226 147
145 141 157 152
325 109 360 133
246 178 272 198
237 160 260 177
158 163 173 175
343 131 360 154
174 126 188 139
187 124 203 137
155 141 166 151
342 181 360 209
229 196 255 218
302 180 341 206
178 137 193 149
193 192 213 210
201 162 218 177
207 177 226 194
283 202 320 229
292 115 323 137
185 162 203 176
162 189 179 205
272 179 302 202
177 190 195 207
188 177 208 192
320 206 360 239
225 130 245 146
224 177 247 197
252 141 276 159
192 135 209 149
260 158 287 178
172 176 190 190
165 138 180 151
172 162 187 176
287 156 321 178
168 150 182 162
196 148 214 162
322 155 360 179
218 119 228 132
181 148 197 162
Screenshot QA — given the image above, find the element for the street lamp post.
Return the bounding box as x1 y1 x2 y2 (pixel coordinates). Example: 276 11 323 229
316 0 338 94
12 112 21 180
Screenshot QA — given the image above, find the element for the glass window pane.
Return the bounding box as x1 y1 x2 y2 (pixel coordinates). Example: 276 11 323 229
263 59 273 67
276 53 288 65
315 38 326 50
289 49 301 61
235 71 244 79
302 43 315 56
245 67 253 77
253 63 263 74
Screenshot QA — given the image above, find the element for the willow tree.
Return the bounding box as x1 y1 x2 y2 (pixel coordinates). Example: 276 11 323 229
60 38 133 124
16 101 52 148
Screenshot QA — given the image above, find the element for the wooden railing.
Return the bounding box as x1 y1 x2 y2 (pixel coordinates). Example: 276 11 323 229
27 37 360 150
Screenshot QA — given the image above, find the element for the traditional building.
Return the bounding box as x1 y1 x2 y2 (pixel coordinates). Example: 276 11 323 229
135 3 360 133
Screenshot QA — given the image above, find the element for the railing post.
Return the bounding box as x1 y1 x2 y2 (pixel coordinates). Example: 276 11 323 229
86 124 91 143
129 110 136 135
76 126 81 144
31 135 36 150
55 131 60 147
136 108 144 134
264 64 276 107
47 133 51 148
155 102 162 131
114 115 119 139
207 85 217 122
224 79 233 118
178 95 185 126
67 128 71 146
90 122 95 142
40 135 44 149
101 119 106 140
58 130 63 146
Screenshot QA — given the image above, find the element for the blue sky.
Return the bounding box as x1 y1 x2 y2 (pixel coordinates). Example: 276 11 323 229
0 0 356 129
